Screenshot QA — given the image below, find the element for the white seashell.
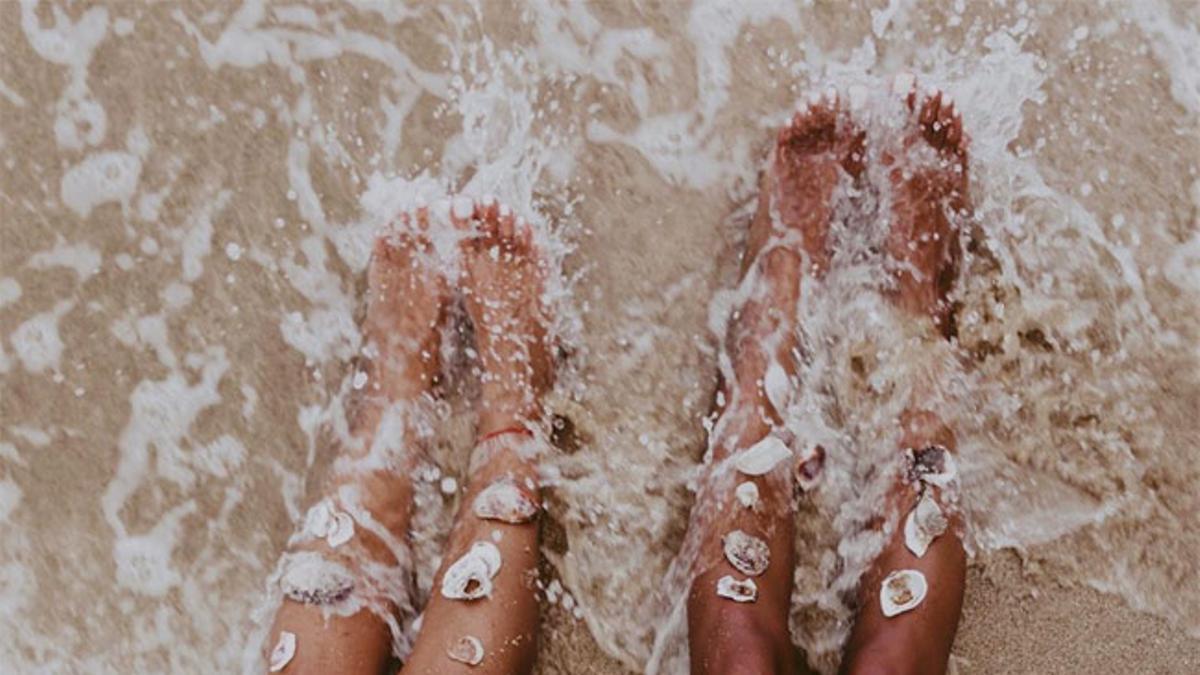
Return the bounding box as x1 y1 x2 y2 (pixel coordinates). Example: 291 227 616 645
716 575 758 603
795 444 825 491
440 476 458 495
734 436 792 476
734 481 760 510
880 569 927 617
280 555 355 605
268 631 296 672
325 512 355 548
473 479 540 524
441 542 503 601
907 445 957 488
723 530 771 576
763 361 791 416
446 635 484 666
903 491 949 558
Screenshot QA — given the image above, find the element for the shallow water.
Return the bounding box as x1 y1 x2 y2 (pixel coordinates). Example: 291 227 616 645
1 1 1199 673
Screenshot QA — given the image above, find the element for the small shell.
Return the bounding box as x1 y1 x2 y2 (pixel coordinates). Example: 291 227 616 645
325 512 355 548
734 481 760 509
440 476 459 495
716 575 758 603
473 479 540 524
734 436 792 476
441 542 503 601
268 631 296 672
795 444 825 491
903 491 948 558
723 529 771 576
763 361 791 415
446 635 484 666
280 556 355 605
906 445 957 488
880 569 927 617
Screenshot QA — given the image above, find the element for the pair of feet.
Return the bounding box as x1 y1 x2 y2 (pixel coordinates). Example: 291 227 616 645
268 200 554 674
686 78 969 674
269 75 970 674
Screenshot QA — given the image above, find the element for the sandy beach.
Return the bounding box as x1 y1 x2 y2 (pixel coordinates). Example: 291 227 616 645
2 1 1199 673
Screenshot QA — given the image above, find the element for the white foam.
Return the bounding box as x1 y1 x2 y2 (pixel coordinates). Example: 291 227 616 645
0 278 20 307
112 501 195 596
28 239 102 281
60 152 142 218
0 478 22 523
10 301 73 373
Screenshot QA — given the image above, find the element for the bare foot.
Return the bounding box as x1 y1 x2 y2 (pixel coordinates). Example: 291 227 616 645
454 197 554 437
841 80 969 675
687 92 863 675
266 217 450 674
744 87 866 278
727 89 864 426
883 77 970 338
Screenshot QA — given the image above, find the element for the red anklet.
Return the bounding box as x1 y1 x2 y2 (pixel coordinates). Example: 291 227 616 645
478 426 534 444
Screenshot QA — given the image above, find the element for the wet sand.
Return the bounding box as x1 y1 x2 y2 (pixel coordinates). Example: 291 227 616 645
2 1 1199 673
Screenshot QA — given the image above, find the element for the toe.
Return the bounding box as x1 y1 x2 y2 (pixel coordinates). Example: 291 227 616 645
919 89 941 128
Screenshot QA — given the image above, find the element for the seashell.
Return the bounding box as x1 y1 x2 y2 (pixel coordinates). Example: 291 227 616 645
880 569 927 617
734 481 760 509
473 479 540 524
325 512 355 548
715 575 758 603
280 556 355 605
722 529 770 577
906 445 957 488
734 436 792 476
796 444 825 492
763 361 791 416
903 491 948 558
441 542 503 601
446 635 484 666
268 631 296 672
440 476 459 495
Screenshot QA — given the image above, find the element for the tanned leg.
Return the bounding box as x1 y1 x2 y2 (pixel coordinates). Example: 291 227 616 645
401 198 553 674
841 77 971 675
687 90 864 675
267 213 448 674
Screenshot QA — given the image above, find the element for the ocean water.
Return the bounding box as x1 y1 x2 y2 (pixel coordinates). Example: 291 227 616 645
1 1 1198 673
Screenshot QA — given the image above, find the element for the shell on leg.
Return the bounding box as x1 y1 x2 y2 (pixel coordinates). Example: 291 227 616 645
446 635 485 666
734 436 792 476
880 569 927 617
440 541 503 601
715 575 758 603
903 490 948 558
473 478 540 524
722 529 771 577
734 481 760 510
268 631 296 672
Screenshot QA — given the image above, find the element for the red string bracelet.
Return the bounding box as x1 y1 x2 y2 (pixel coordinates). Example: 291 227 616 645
478 426 534 444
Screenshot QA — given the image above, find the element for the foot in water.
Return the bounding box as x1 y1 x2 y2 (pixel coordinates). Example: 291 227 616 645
841 78 970 675
883 75 969 339
686 90 862 675
400 198 552 675
268 213 449 674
